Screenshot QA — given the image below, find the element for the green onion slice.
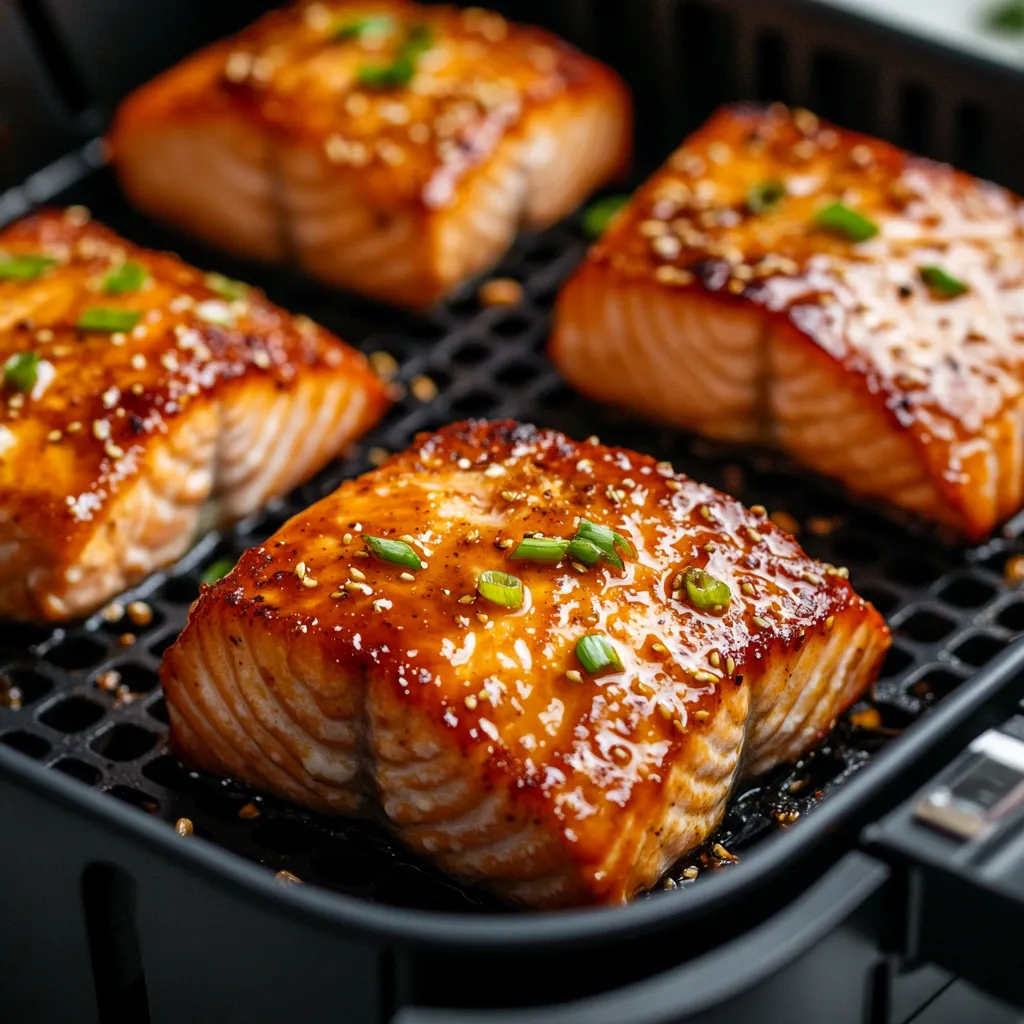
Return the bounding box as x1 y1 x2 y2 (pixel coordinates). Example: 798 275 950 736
565 537 603 567
746 179 787 215
919 265 968 299
582 194 631 239
334 13 397 40
576 517 634 564
0 254 57 281
680 567 731 613
363 535 423 570
77 308 142 332
201 558 235 584
204 272 249 301
3 352 39 393
510 536 569 563
102 261 148 295
575 633 623 675
984 0 1024 34
356 23 433 89
813 201 879 243
477 570 523 609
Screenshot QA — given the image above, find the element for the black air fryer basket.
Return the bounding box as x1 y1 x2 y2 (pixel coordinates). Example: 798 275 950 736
3 2 1024 1022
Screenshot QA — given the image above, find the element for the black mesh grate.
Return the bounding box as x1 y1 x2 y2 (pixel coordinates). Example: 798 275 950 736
1 153 1023 912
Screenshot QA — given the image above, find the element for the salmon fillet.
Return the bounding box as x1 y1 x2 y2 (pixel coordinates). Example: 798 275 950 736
108 1 631 309
0 208 388 620
160 419 889 907
551 104 1024 541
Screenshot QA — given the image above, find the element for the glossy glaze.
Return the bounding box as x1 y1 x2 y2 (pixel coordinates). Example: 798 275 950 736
0 208 387 618
162 420 889 905
552 104 1024 539
109 1 631 306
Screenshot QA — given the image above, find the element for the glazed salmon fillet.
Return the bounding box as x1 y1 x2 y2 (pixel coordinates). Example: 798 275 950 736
108 1 631 309
161 419 889 907
0 208 388 620
551 104 1024 540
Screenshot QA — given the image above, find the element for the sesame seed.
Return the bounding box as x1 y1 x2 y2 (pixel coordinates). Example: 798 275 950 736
130 383 144 395
639 219 668 237
476 612 489 624
349 567 366 581
825 615 835 631
752 616 770 629
465 529 480 542
369 351 398 380
175 817 194 837
712 843 739 863
726 656 735 676
92 419 111 441
344 580 373 595
478 278 523 307
483 464 505 478
464 694 478 710
500 490 524 503
457 594 475 604
745 527 762 544
457 457 472 470
657 702 673 721
47 429 62 443
252 350 271 370
96 670 121 692
741 582 755 597
708 651 721 667
368 447 389 466
572 562 587 574
238 802 260 820
673 720 687 733
130 353 146 370
101 602 125 623
398 572 415 582
104 441 125 460
652 234 682 260
652 642 668 654
330 591 345 599
665 479 682 491
749 505 766 516
498 538 515 549
301 576 319 588
275 871 303 885
224 51 253 82
565 669 583 684
693 709 711 720
801 572 823 586
295 561 306 580
693 670 718 684
654 265 695 286
682 866 699 880
126 601 152 626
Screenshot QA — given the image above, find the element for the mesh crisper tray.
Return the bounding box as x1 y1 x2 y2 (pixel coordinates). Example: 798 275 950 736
1 151 1022 914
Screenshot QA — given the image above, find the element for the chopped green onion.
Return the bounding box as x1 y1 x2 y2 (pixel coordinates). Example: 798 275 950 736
204 272 249 301
510 536 569 563
357 23 433 89
919 265 968 299
102 261 148 295
575 517 634 568
3 352 39 393
333 13 397 40
77 308 142 332
477 570 523 609
680 567 731 613
0 254 57 281
565 537 603 567
575 633 623 675
582 194 631 239
814 201 879 243
984 0 1024 34
746 179 787 215
363 535 423 570
201 558 235 584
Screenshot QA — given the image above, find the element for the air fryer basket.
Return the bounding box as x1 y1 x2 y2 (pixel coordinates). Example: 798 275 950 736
2 0 1024 1021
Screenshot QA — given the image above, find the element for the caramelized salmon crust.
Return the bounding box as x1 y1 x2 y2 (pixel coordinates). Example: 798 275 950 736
0 208 388 620
551 104 1024 541
161 419 889 907
108 1 631 309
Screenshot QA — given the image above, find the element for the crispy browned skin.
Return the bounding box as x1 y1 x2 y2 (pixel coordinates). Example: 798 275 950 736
108 1 631 308
551 104 1024 540
0 208 388 620
161 419 889 907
